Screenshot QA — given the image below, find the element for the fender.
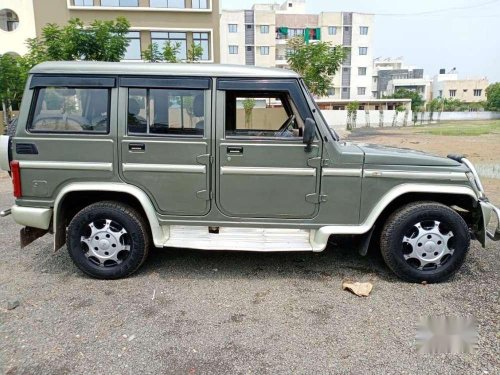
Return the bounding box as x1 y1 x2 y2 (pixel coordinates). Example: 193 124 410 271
311 183 479 251
53 182 168 250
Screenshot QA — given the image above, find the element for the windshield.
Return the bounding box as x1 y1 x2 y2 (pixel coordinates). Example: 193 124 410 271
299 79 340 141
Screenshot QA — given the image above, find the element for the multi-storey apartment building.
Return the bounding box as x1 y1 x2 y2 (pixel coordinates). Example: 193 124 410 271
0 0 37 56
220 0 374 100
29 0 220 62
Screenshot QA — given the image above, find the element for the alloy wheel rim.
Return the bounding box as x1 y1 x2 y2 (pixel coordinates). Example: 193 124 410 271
80 219 131 267
402 220 455 270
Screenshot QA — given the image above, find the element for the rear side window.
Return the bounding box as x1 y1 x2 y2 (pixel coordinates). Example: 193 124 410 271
127 88 205 137
29 87 110 133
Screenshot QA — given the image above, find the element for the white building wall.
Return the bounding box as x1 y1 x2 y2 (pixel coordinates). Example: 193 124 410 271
350 13 374 100
220 10 245 65
0 0 36 56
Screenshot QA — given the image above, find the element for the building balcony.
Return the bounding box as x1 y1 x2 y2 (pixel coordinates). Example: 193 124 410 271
69 0 212 12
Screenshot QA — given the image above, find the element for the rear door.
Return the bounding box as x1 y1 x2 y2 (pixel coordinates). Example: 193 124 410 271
215 79 323 219
118 77 212 216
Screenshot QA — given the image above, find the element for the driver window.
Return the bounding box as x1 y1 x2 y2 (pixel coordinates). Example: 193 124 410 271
225 91 302 138
29 87 110 133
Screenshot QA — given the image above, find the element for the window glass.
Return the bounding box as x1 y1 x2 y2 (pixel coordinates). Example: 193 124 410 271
225 92 301 138
260 46 270 55
150 0 185 7
193 32 210 60
151 31 187 60
228 24 238 33
29 87 109 133
74 0 93 5
328 26 337 35
124 32 141 60
192 0 208 8
260 25 269 33
357 87 366 95
358 67 367 76
128 88 205 136
101 0 138 6
360 26 369 35
359 47 368 55
228 45 238 54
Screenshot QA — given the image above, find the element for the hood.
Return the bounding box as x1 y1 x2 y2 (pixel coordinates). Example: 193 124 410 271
355 143 461 167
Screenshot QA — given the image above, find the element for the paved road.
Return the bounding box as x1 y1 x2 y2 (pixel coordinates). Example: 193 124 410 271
0 173 498 374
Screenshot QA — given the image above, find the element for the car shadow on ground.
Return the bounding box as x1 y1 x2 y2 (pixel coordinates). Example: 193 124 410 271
30 237 399 283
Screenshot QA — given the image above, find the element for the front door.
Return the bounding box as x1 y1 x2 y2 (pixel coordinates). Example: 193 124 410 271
215 79 322 219
118 77 212 216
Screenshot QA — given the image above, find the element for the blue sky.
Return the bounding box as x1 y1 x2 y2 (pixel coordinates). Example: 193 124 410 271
221 0 500 82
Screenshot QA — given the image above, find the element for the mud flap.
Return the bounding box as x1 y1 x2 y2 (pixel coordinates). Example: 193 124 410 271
20 227 48 248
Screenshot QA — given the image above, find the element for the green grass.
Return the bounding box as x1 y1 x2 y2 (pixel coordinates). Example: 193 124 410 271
416 120 500 136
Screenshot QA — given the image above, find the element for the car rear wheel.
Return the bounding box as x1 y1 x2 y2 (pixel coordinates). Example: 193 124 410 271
380 201 470 283
67 201 150 279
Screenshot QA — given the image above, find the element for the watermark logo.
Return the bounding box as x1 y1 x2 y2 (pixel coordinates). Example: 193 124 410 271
416 316 478 354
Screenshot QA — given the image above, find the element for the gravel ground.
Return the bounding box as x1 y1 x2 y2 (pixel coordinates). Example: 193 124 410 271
0 171 499 374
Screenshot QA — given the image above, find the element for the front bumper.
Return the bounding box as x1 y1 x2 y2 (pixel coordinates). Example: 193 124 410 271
480 200 500 241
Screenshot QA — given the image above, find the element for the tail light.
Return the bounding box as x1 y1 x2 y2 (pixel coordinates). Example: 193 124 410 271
10 160 21 198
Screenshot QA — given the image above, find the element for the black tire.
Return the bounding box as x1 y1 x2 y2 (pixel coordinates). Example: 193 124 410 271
66 201 150 279
380 201 470 283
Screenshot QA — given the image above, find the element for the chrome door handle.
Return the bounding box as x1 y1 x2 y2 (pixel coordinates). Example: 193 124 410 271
129 143 145 152
227 146 243 154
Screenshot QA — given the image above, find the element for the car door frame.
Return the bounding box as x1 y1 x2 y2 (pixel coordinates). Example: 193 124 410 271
214 78 324 219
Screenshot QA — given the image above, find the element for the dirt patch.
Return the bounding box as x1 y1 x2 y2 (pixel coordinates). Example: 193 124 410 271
348 125 500 204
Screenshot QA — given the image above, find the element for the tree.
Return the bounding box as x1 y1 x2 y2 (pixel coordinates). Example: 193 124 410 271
142 43 163 62
385 88 424 112
392 105 404 127
243 98 256 129
0 54 28 126
27 17 130 62
427 98 441 122
486 83 500 111
346 101 359 130
287 37 346 97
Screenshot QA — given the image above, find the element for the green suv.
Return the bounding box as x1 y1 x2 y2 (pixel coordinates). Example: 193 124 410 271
0 61 498 282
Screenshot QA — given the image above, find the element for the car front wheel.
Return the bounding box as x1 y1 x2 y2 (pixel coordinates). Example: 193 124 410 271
380 201 470 283
66 201 150 279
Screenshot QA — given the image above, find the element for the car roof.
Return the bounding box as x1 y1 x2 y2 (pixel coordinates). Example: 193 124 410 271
30 61 300 79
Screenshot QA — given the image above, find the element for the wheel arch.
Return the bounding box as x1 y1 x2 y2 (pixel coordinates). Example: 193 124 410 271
312 184 480 251
54 183 166 251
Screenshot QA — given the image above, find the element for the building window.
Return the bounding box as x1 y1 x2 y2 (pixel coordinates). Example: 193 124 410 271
124 32 141 60
327 87 335 96
228 24 238 33
151 32 187 60
259 46 270 55
74 0 93 5
0 9 19 31
328 26 337 35
360 26 369 35
260 25 270 34
101 0 139 6
359 47 368 55
228 45 238 54
438 90 443 97
449 89 457 97
192 0 208 9
358 67 367 76
289 28 304 38
193 32 210 60
474 89 482 96
358 87 366 95
150 0 185 8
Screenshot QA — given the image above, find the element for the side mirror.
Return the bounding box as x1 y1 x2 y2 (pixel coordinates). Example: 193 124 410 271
303 117 315 152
